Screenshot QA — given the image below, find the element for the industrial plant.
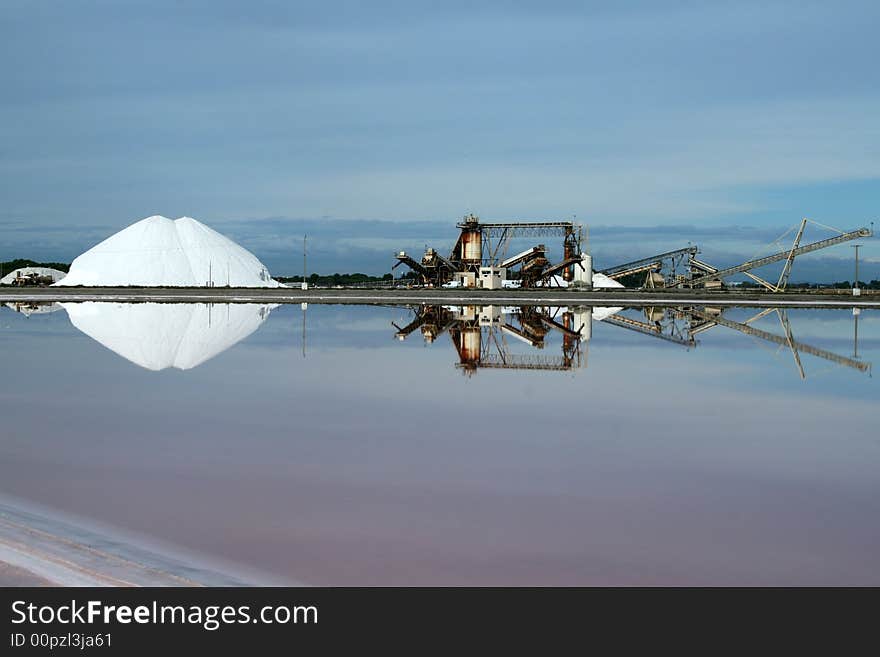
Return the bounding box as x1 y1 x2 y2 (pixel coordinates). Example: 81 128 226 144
393 214 601 289
392 214 873 291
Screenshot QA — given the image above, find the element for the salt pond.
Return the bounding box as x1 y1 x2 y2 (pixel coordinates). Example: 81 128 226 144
0 303 877 585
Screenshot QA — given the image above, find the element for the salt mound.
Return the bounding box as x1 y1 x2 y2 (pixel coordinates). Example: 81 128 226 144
55 215 281 287
592 272 625 289
62 302 275 370
1 267 67 285
537 273 625 289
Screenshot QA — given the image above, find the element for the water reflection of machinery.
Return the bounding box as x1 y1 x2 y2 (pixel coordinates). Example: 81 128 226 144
600 306 698 348
395 304 871 379
687 306 871 378
607 306 871 378
393 305 592 374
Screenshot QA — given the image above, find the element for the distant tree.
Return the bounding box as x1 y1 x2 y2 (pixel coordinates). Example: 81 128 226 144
1 259 70 275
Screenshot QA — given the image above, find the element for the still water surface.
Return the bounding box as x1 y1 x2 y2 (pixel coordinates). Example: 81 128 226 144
0 302 877 585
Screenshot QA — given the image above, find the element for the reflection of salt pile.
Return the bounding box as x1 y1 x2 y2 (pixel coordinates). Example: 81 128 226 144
55 215 281 287
61 303 275 371
592 306 623 321
4 302 62 316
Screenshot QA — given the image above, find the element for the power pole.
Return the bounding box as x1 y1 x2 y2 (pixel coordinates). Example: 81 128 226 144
302 235 308 290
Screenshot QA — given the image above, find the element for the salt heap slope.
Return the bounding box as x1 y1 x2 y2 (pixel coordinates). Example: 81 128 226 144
55 215 281 287
62 302 275 371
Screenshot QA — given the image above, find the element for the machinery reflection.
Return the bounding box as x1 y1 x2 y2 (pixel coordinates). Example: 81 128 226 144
393 305 594 374
393 304 872 378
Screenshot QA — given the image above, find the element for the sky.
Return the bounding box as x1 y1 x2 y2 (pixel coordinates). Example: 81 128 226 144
1 0 878 278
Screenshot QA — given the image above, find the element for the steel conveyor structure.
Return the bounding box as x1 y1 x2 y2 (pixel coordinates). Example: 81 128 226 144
668 224 873 289
500 246 546 269
599 247 699 280
391 252 429 278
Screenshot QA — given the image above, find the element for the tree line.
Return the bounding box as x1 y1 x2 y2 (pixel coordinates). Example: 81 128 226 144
276 272 397 286
1 259 70 276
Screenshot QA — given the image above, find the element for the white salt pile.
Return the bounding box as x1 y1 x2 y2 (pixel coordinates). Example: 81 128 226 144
55 215 281 287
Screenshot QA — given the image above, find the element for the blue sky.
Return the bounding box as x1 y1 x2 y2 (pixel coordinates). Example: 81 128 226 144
1 0 878 278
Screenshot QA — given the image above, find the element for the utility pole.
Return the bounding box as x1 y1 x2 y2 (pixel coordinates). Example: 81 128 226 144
851 244 861 296
302 235 308 290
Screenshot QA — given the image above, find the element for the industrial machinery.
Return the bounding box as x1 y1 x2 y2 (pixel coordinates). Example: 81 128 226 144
393 214 591 288
394 214 871 291
11 271 55 286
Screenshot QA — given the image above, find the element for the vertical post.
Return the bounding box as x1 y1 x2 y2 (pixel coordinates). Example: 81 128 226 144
776 217 807 291
852 244 861 296
302 235 308 291
853 307 860 359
